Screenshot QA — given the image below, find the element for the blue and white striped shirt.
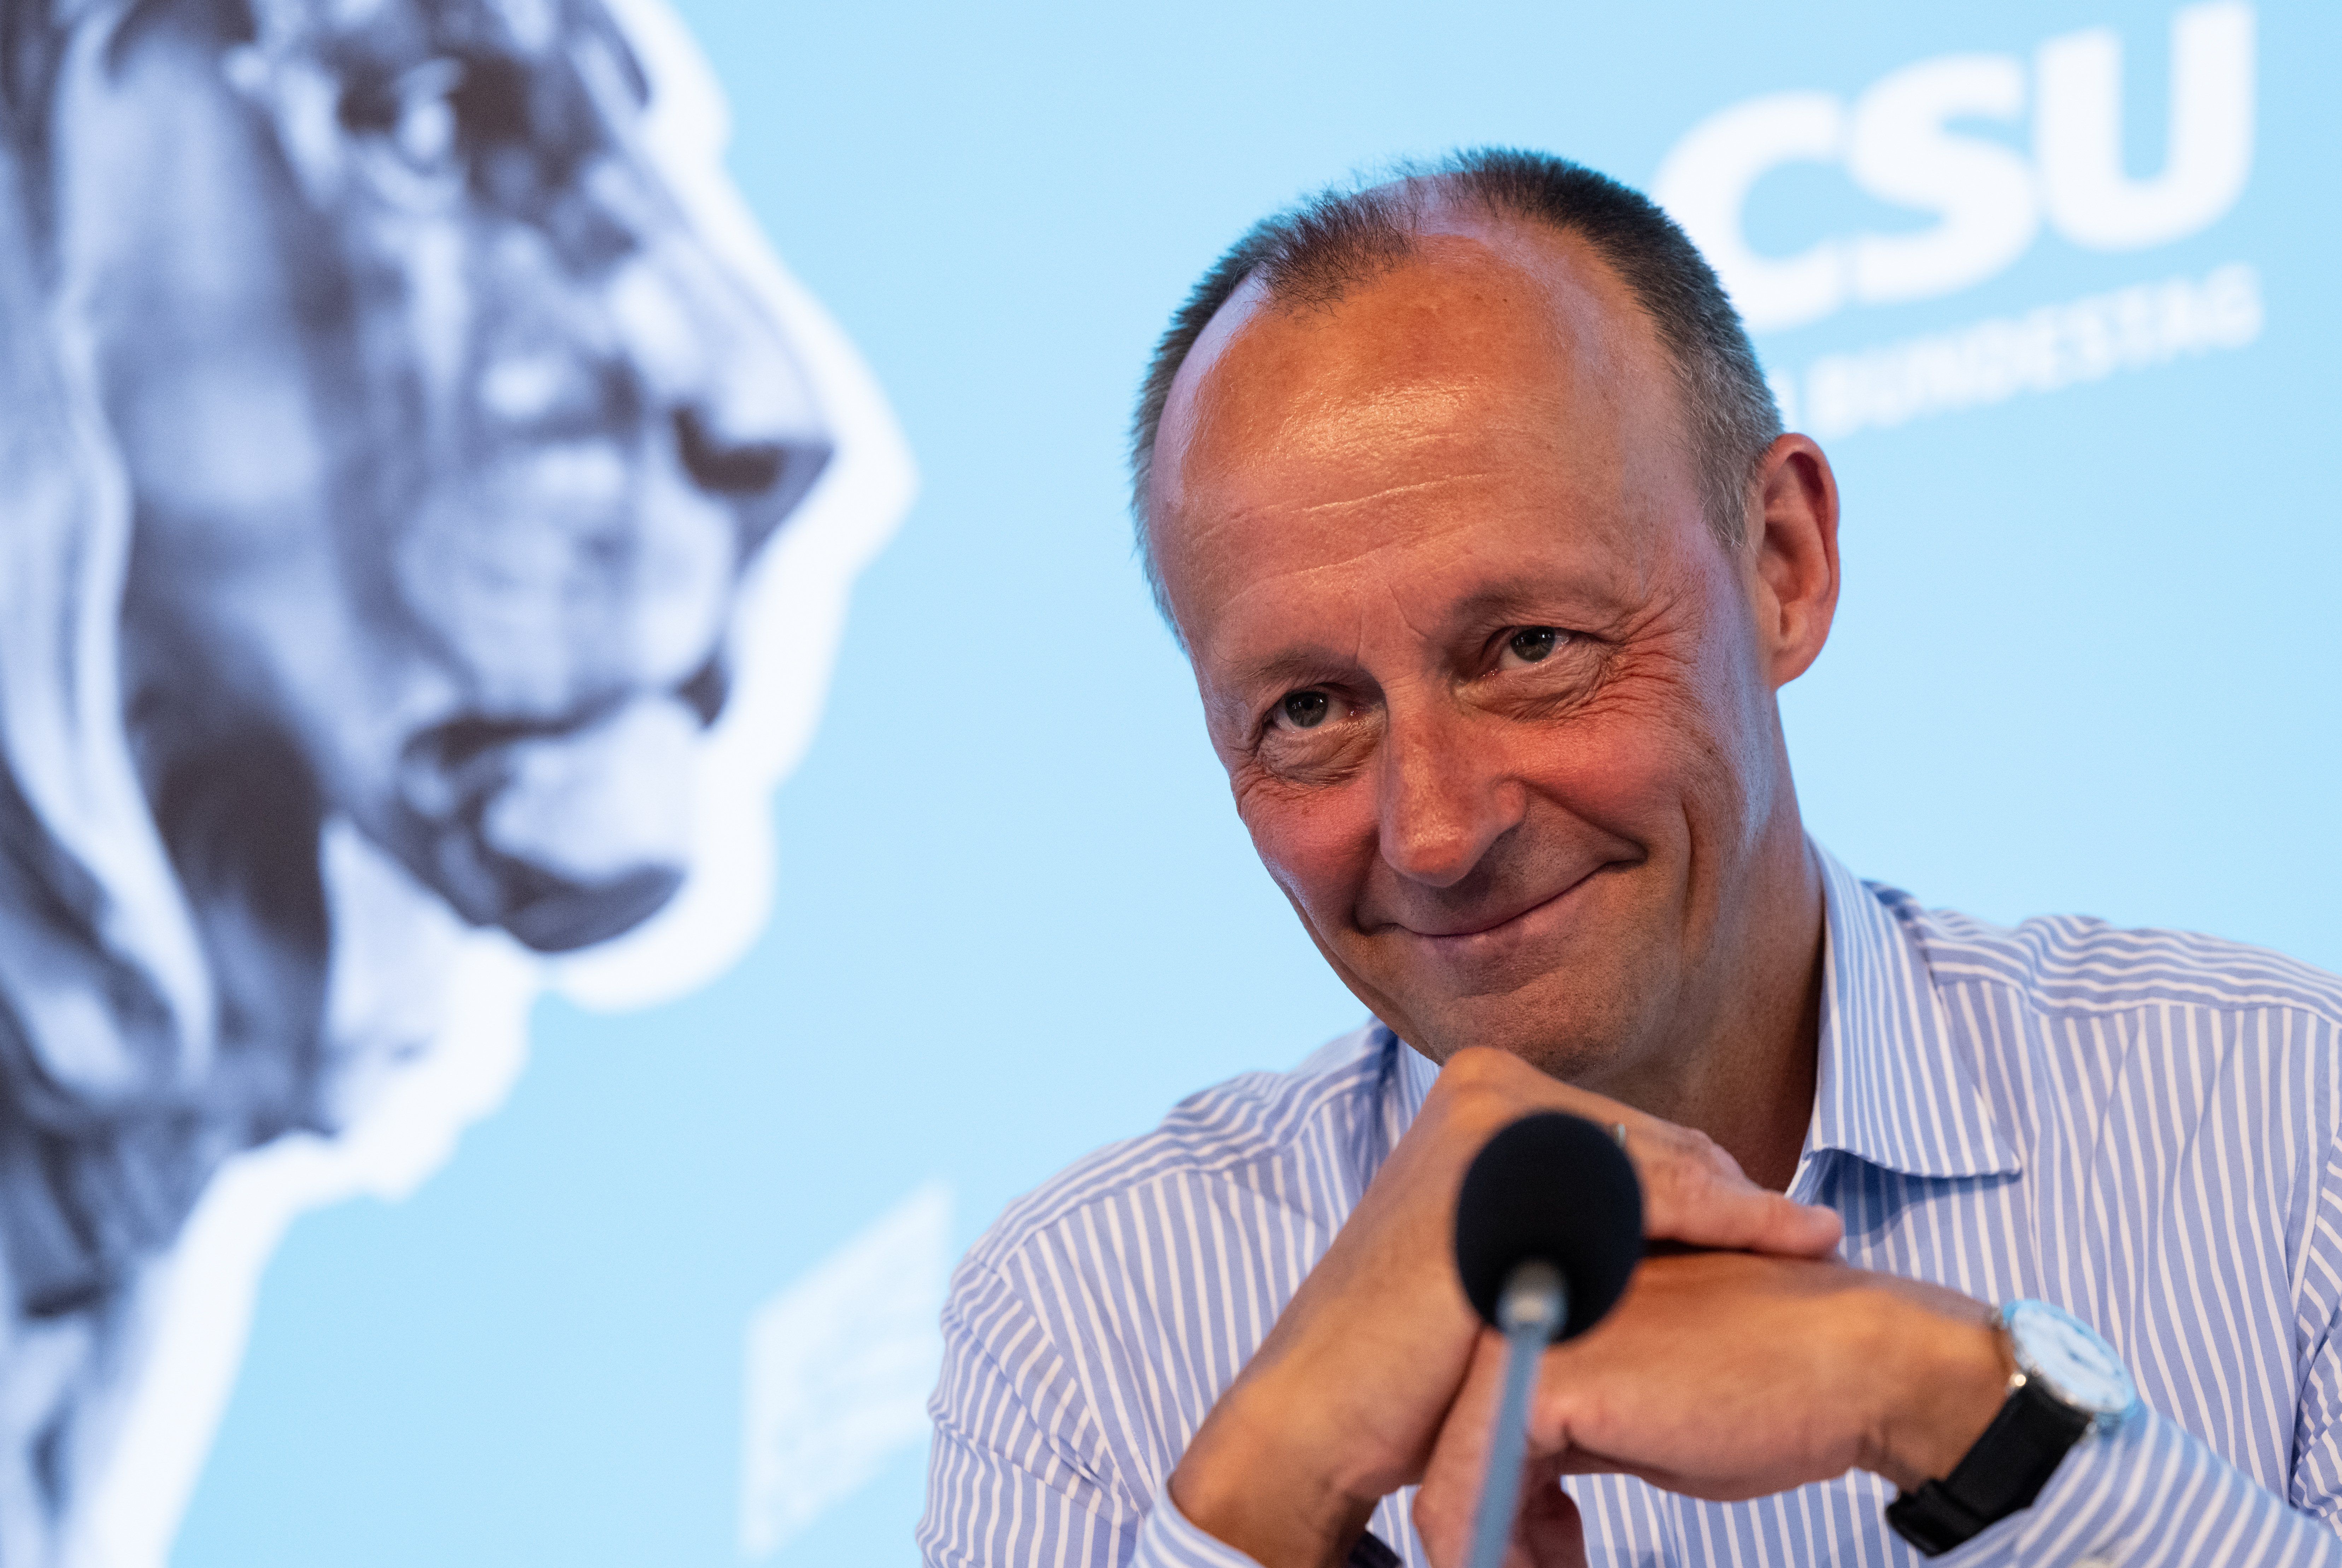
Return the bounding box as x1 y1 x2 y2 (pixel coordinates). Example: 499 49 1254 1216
920 847 2342 1566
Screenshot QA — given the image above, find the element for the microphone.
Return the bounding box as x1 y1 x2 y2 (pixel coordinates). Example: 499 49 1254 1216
1450 1112 1643 1568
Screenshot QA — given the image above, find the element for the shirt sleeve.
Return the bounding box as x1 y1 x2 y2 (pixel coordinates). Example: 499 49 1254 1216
1131 1484 1415 1568
1933 1405 2342 1567
1127 1482 1276 1568
918 1257 1142 1567
1937 1130 2342 1568
918 1252 1347 1568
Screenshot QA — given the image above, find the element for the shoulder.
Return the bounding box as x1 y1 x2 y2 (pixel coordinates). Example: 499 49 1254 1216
1877 882 2342 1025
959 1022 1392 1279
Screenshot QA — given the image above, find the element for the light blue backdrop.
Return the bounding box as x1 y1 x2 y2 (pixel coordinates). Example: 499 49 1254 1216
175 1 2338 1563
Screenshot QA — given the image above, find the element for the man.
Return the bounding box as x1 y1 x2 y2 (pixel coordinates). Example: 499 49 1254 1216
918 149 2342 1567
0 0 903 1560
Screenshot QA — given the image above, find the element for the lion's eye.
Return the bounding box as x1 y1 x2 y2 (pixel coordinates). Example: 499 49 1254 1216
393 83 458 170
1273 690 1337 731
341 54 540 192
1502 627 1565 667
341 60 468 175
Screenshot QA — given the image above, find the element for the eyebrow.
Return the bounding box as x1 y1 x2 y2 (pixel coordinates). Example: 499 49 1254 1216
1442 569 1630 628
1203 565 1630 717
1220 646 1360 697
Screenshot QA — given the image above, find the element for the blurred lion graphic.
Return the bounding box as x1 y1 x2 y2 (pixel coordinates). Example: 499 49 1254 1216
0 0 911 1560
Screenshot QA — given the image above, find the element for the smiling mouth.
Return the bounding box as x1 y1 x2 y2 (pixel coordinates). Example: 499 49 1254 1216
1398 864 1612 943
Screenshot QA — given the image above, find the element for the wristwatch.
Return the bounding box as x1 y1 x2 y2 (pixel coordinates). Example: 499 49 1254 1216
1885 1298 2139 1556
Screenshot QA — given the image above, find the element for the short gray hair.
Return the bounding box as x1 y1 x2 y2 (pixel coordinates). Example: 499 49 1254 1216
1128 147 1782 627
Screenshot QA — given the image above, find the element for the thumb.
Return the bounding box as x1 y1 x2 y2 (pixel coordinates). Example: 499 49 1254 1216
1412 1334 1590 1568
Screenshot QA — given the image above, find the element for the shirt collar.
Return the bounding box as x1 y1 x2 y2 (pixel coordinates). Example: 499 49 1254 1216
1806 842 2020 1180
1375 841 2020 1183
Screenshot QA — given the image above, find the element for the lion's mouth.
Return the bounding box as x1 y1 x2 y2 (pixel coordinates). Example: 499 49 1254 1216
393 695 699 952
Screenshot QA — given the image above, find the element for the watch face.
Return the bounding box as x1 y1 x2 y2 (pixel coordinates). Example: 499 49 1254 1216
2005 1299 2138 1418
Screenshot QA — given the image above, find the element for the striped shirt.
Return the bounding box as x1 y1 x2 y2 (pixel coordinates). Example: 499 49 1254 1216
920 846 2342 1566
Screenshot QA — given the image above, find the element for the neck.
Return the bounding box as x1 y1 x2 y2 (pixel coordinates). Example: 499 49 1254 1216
1586 826 1826 1193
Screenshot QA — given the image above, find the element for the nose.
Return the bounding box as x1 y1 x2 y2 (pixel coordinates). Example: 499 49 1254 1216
620 236 835 555
669 352 833 553
1377 702 1525 889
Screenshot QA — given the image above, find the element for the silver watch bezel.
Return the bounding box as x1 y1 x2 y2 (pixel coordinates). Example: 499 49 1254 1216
1994 1298 2140 1437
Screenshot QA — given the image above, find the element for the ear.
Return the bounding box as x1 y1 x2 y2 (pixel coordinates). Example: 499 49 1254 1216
1743 434 1841 689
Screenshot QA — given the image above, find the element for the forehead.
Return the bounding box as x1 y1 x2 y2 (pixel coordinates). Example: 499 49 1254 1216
1159 219 1681 507
1149 219 1696 640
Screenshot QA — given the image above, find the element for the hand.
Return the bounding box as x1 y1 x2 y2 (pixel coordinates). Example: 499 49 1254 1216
1411 1251 2012 1567
1439 1454 1588 1568
1168 1047 1843 1568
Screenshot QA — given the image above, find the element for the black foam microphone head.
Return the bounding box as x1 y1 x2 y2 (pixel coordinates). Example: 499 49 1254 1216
1452 1111 1644 1342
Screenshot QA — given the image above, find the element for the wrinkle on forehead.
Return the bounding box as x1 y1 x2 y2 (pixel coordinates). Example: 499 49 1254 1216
1197 495 1658 674
1171 470 1496 609
1216 469 1500 531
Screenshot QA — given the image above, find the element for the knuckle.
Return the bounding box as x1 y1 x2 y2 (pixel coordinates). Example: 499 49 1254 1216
1442 1045 1508 1091
1429 1051 1530 1136
1675 1125 1726 1167
1645 1132 1706 1185
1410 1486 1455 1535
1649 1169 1703 1225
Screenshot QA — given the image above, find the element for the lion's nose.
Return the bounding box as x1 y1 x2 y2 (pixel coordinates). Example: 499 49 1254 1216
654 246 834 554
673 405 784 495
671 403 831 554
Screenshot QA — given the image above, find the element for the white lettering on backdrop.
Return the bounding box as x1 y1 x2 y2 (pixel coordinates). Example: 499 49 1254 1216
1654 2 2256 334
1800 261 2261 438
738 1182 953 1560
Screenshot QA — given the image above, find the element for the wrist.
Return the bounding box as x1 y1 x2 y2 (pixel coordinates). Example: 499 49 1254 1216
1170 1373 1380 1568
1864 1291 2014 1492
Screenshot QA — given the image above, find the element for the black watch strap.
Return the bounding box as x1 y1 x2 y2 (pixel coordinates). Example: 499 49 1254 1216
1885 1376 2094 1556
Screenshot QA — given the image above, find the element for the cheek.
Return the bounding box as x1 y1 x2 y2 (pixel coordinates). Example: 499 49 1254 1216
1231 770 1379 919
1519 643 1762 851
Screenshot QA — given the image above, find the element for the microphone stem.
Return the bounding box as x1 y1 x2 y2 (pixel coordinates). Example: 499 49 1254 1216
1465 1260 1567 1568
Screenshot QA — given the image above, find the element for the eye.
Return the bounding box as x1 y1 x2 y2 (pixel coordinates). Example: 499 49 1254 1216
1272 689 1339 732
341 60 468 176
340 55 537 190
1501 627 1567 668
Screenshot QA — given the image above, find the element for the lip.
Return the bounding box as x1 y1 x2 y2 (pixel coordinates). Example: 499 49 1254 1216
388 695 697 950
1396 863 1611 947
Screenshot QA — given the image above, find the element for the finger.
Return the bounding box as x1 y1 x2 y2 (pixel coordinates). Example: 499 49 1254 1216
1517 1466 1587 1568
1618 1120 1841 1258
1432 1050 1838 1259
1411 1337 1590 1568
1412 1331 1508 1568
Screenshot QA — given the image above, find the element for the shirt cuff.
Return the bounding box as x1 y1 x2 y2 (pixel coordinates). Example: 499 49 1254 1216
1934 1406 2342 1567
1131 1480 1269 1568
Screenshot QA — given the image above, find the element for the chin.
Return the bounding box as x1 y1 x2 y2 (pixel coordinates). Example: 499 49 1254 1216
1434 1026 1626 1087
1398 970 1658 1086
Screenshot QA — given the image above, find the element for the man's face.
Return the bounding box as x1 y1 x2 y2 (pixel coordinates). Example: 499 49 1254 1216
1150 222 1801 1084
62 0 829 951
